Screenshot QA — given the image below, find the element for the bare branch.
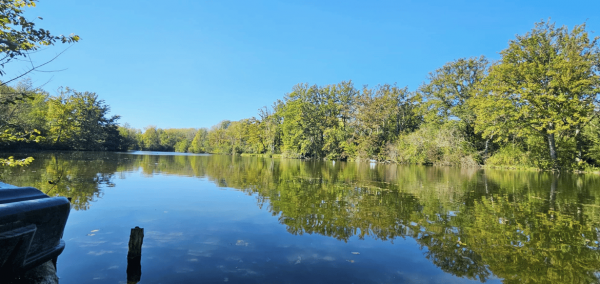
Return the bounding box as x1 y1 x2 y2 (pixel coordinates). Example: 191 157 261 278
1 45 73 87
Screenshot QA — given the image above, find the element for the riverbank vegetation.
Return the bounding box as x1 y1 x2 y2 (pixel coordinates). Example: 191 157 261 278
2 20 599 170
126 21 600 170
1 82 122 152
0 0 80 166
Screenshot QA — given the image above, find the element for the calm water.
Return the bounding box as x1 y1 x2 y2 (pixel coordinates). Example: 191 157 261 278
2 151 600 283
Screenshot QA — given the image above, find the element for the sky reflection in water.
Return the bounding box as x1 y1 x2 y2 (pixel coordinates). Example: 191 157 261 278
3 151 600 283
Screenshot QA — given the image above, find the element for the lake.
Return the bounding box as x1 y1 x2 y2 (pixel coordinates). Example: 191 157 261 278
1 151 600 283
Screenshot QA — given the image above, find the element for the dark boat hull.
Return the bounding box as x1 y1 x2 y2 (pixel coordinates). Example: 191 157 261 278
0 187 70 275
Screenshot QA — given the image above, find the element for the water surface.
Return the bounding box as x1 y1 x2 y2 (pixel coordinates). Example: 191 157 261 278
2 151 600 283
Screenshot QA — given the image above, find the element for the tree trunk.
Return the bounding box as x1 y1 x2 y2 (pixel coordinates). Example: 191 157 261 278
483 134 494 162
574 128 582 164
547 123 557 164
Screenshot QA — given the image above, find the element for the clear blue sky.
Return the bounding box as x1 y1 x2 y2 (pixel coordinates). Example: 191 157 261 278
5 0 599 129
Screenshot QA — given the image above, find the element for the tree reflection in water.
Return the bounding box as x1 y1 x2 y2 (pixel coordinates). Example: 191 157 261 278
3 152 600 283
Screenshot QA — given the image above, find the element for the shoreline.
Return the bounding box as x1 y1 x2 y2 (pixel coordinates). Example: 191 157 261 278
3 150 600 175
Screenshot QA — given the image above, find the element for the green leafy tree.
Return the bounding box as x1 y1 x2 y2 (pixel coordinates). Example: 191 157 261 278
142 126 160 150
0 80 48 135
189 128 209 153
355 84 420 160
320 81 359 160
244 117 266 154
1 0 79 166
473 21 600 168
117 123 141 150
174 138 190 153
68 90 120 150
46 92 76 147
225 120 248 154
46 88 119 150
419 56 488 126
280 83 324 158
419 56 489 153
257 102 283 154
280 81 360 159
0 80 46 156
208 120 232 153
581 115 600 164
0 0 79 80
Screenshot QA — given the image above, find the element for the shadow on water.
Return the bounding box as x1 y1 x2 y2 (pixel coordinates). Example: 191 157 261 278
2 151 600 283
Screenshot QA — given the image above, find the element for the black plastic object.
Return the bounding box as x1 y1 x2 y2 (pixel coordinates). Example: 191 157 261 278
0 187 70 275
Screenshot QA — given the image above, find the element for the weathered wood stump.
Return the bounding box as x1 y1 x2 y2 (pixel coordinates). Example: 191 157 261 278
126 226 144 284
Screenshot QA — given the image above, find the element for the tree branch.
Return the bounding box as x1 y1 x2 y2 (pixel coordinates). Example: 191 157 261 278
1 45 73 87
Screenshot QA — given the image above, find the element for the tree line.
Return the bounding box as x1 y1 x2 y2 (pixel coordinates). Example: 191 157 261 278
2 20 599 170
1 81 122 152
117 21 600 170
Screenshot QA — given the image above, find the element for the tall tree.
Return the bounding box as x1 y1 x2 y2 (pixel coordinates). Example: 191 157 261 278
189 128 209 153
419 56 488 142
320 81 359 159
69 90 120 150
280 83 323 158
258 101 284 154
355 84 420 159
0 80 47 147
142 126 160 150
46 88 120 150
0 0 79 165
281 81 360 159
47 92 76 146
473 21 600 167
117 123 141 150
208 120 231 153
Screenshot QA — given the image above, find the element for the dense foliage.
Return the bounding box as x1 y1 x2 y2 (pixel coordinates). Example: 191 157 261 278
110 21 600 170
0 82 122 152
0 0 79 166
2 20 599 170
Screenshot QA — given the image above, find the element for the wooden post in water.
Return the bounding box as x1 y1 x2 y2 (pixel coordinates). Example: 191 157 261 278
126 226 144 284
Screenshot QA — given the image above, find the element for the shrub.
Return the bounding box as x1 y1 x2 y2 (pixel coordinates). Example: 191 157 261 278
393 122 479 166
